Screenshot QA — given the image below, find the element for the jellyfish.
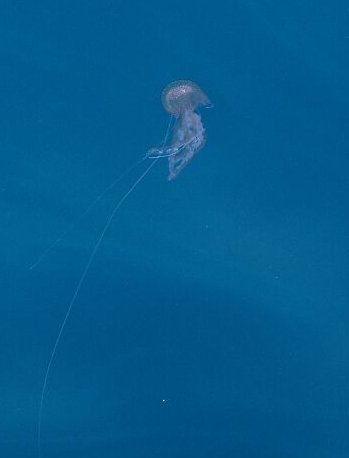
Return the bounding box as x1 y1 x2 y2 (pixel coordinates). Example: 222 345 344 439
36 80 211 457
148 80 211 180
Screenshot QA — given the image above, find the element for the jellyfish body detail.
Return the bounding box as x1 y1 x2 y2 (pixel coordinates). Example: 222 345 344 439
148 80 211 180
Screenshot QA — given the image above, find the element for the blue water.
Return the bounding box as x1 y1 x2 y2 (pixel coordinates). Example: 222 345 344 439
1 1 348 457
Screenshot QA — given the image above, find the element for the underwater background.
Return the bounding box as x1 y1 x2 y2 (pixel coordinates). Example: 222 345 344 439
1 0 348 457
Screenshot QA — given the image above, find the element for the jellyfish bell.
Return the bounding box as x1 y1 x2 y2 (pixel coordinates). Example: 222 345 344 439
161 80 211 117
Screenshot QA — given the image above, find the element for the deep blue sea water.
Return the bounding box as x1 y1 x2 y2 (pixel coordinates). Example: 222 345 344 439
1 1 349 457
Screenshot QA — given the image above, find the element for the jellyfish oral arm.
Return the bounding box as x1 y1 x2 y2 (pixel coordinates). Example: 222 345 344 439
147 109 206 180
167 110 206 180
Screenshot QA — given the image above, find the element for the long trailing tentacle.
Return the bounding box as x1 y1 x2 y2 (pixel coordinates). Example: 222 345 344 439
38 115 174 457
